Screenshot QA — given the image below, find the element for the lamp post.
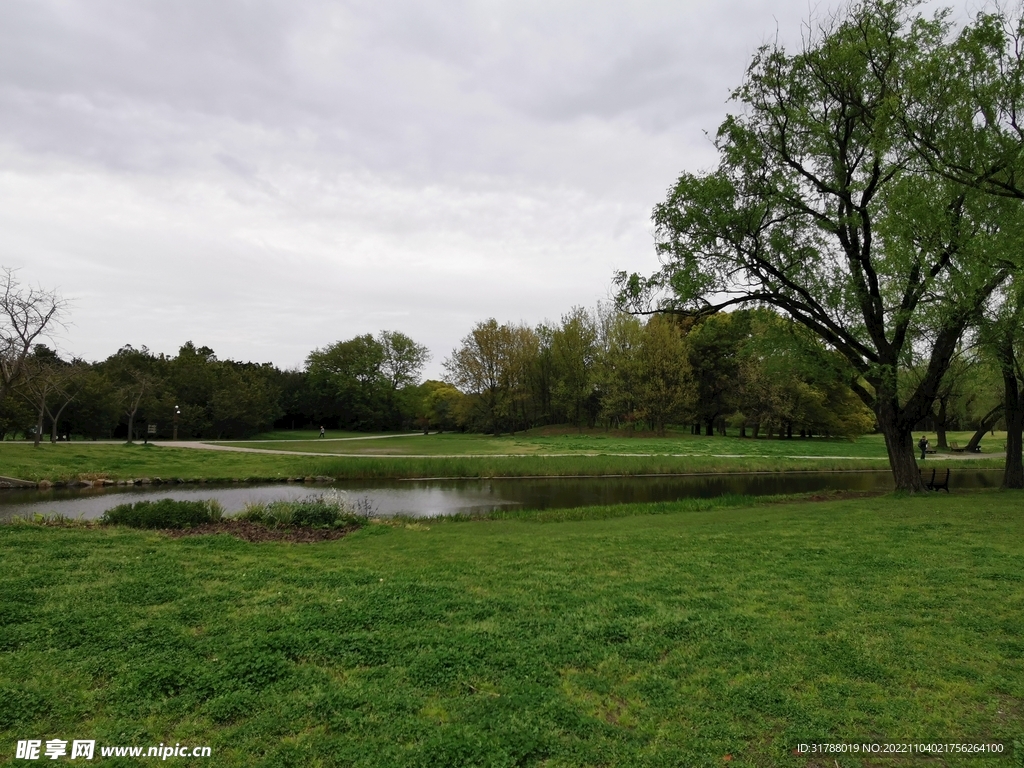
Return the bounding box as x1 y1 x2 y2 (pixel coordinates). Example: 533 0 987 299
173 405 180 441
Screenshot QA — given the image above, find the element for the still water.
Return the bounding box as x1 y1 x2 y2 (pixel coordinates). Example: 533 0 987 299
0 470 1005 522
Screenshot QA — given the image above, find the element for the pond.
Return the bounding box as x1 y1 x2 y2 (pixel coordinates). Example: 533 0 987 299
0 469 1005 522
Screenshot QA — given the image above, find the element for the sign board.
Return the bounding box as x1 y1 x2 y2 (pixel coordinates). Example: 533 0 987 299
147 424 157 435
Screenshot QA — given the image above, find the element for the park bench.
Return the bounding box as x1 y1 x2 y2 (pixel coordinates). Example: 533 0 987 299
922 468 950 492
950 441 966 453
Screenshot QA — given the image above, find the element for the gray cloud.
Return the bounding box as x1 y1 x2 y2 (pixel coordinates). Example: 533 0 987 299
1 0 830 375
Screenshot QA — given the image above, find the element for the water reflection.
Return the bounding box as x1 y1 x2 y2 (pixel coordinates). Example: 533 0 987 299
0 470 1005 522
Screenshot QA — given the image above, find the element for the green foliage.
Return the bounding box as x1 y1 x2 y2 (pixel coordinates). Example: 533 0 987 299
444 319 540 434
614 0 1023 488
550 307 600 428
100 498 223 529
237 492 366 529
306 331 429 431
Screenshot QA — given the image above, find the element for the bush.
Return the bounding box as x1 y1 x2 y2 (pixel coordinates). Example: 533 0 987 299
101 499 223 529
237 492 364 529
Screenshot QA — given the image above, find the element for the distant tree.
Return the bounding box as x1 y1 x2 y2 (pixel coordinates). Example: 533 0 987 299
0 391 33 440
18 346 78 447
102 345 164 443
306 335 389 430
684 313 747 436
63 369 120 439
443 320 539 434
736 310 874 438
550 307 600 429
596 311 646 429
379 331 430 390
209 365 282 438
636 315 689 434
0 267 67 405
410 380 465 433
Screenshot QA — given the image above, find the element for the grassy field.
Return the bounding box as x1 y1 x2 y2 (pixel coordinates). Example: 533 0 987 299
0 431 1005 483
218 429 990 457
0 443 315 483
1 492 1021 766
227 428 1007 456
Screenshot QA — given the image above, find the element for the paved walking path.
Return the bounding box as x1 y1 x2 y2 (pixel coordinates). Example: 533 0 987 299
158 441 1004 461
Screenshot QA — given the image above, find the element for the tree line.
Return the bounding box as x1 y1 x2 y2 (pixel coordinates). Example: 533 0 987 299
0 260 877 443
0 281 1014 449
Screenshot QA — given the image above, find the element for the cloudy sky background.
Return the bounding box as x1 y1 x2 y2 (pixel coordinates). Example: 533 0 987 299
2 0 839 377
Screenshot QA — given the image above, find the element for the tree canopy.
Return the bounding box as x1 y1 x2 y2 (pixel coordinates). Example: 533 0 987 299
616 0 1024 490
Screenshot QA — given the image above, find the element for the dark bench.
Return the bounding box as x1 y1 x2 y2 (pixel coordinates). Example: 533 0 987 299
922 468 950 492
950 441 965 453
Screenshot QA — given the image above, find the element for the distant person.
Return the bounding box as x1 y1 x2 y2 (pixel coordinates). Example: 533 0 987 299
918 435 929 460
319 425 325 439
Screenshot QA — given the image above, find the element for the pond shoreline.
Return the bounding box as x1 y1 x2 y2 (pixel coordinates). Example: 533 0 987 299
1 469 1007 523
0 466 913 491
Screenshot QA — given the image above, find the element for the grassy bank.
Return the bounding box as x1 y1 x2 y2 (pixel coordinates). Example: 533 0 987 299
1 492 1021 766
0 443 315 483
0 433 1004 483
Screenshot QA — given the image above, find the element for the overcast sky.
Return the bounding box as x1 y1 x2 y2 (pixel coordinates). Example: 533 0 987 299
2 0 825 377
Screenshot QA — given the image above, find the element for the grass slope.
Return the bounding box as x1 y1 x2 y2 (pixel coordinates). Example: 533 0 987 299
1 492 1021 766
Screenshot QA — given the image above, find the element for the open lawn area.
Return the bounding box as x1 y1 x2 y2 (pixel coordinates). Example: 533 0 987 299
0 431 1006 483
1 492 1021 766
217 429 1001 459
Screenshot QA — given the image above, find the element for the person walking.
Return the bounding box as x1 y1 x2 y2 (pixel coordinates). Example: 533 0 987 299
918 435 929 461
319 425 325 439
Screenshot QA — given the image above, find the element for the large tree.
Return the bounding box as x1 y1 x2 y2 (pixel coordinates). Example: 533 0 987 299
902 6 1024 486
617 0 1015 490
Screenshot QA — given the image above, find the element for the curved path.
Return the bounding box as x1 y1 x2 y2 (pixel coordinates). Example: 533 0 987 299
158 440 1003 461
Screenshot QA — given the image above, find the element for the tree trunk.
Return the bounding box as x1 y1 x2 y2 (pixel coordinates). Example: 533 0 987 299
47 398 73 443
752 422 760 439
879 419 924 492
126 410 135 444
33 405 44 448
933 399 946 448
1002 368 1023 489
705 420 714 436
966 404 1003 453
739 423 746 438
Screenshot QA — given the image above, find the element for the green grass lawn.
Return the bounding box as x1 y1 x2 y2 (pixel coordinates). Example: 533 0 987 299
1 492 1021 766
0 443 316 483
217 429 1005 458
0 431 1005 483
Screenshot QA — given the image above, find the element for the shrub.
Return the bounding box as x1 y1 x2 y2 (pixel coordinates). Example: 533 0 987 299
236 492 365 529
101 499 223 529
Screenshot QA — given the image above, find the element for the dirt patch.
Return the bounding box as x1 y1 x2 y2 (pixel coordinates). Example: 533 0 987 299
161 521 363 543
